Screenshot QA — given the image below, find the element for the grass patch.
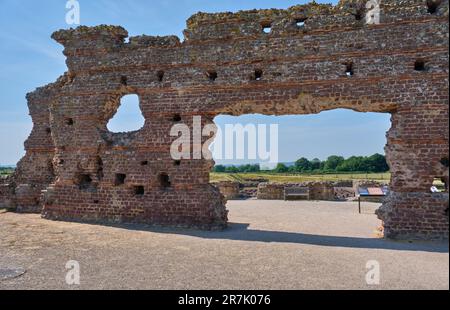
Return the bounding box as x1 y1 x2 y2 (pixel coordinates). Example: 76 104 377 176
210 172 391 183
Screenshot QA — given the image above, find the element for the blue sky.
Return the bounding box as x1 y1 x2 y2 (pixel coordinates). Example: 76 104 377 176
0 0 391 165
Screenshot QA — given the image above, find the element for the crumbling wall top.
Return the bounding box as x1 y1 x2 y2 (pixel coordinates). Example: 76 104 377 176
52 25 128 43
186 2 333 27
185 1 448 27
51 25 129 51
26 73 73 104
183 0 448 41
52 1 449 52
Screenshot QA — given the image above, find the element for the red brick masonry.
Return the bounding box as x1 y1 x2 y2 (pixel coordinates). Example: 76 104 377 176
1 1 448 239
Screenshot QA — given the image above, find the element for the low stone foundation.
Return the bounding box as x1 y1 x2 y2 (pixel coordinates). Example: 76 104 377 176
214 181 240 200
257 183 285 200
308 182 335 201
257 182 336 201
334 187 355 200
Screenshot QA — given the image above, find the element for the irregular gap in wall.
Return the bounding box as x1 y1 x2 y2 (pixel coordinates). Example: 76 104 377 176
352 7 365 20
107 94 145 133
66 118 74 126
444 178 449 192
172 114 182 122
432 177 448 193
96 156 104 181
207 70 218 82
76 174 93 191
134 185 145 196
295 18 307 28
115 174 126 186
414 59 427 71
440 157 449 168
159 173 171 189
345 62 354 76
261 22 272 34
157 70 165 82
427 0 443 14
212 110 392 169
252 69 263 81
120 76 128 86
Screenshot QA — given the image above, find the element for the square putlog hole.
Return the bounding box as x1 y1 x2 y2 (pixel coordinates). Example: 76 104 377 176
115 174 126 186
134 186 145 196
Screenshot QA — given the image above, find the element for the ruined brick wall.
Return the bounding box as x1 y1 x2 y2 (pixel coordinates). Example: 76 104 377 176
0 177 14 209
1 78 63 212
214 182 241 200
3 0 449 239
257 183 285 200
257 182 336 201
308 182 335 201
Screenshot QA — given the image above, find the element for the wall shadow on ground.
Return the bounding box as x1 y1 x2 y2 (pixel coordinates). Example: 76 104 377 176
99 222 449 254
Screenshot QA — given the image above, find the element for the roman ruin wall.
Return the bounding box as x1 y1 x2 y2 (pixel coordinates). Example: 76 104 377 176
1 0 448 239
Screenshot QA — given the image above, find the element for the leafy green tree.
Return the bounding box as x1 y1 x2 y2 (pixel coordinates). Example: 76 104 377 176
242 164 260 173
213 165 226 173
238 165 249 173
295 157 312 172
367 153 389 172
251 164 261 172
288 165 297 173
310 158 322 171
212 154 389 175
336 156 364 172
225 166 239 173
324 156 345 171
274 163 289 173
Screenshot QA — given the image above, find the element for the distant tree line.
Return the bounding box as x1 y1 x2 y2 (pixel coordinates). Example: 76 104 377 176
213 164 261 173
0 167 14 176
213 154 389 174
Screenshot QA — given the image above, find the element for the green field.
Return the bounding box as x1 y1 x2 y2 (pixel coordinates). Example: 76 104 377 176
210 172 391 183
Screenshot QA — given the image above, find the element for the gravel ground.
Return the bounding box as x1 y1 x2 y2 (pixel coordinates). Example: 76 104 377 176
0 200 448 290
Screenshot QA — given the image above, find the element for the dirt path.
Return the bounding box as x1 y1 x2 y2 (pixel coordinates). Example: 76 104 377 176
0 201 448 290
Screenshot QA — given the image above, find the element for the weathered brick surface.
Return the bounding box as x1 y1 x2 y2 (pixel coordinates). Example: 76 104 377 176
257 182 337 201
0 177 14 209
2 1 449 238
214 182 241 200
257 183 286 200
